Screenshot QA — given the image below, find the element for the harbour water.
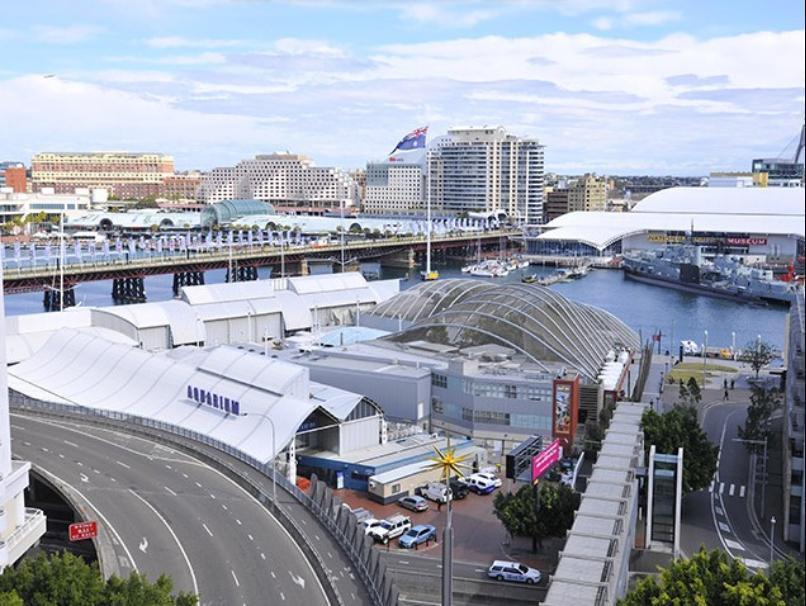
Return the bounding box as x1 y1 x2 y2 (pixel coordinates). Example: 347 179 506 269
2 260 788 350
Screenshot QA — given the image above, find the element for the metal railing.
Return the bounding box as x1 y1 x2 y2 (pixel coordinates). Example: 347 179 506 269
9 391 397 606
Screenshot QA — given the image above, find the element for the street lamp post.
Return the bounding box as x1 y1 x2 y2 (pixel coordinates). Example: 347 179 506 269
731 331 736 360
770 516 776 566
703 329 708 381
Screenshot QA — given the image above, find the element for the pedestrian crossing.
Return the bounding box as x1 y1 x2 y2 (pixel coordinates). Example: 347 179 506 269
708 480 747 498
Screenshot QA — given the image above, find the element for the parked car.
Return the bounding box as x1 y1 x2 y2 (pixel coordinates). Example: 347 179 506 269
399 524 438 549
473 472 502 488
487 560 542 585
449 477 469 500
398 495 429 512
368 515 412 544
462 475 497 495
416 482 451 504
362 518 384 535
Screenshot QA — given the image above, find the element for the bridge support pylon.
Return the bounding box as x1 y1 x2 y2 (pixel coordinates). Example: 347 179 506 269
43 286 76 312
172 271 206 296
225 266 258 283
112 277 147 304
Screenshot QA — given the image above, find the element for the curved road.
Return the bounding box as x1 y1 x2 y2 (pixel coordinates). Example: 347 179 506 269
11 413 328 606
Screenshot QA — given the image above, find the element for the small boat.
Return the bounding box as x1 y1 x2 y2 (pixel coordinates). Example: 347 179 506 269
521 274 538 284
420 269 440 281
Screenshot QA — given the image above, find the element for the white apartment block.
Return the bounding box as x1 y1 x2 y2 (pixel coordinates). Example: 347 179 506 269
363 162 425 214
198 154 358 208
428 126 545 224
0 271 46 569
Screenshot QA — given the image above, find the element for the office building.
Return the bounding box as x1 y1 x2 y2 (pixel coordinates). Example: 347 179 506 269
198 153 358 209
568 173 607 212
544 187 570 222
31 152 175 199
0 163 26 193
708 172 760 188
363 162 425 214
0 266 47 569
428 126 545 224
783 287 805 552
0 190 92 224
161 172 202 201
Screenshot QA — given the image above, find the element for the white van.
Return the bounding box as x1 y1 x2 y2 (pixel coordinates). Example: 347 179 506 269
416 482 451 504
680 340 700 355
368 515 412 544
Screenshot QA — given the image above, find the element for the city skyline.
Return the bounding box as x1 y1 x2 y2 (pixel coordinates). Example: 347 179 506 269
0 1 803 175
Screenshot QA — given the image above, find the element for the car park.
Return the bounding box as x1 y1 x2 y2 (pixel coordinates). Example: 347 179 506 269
368 515 412 544
398 495 429 512
399 525 438 549
487 560 542 585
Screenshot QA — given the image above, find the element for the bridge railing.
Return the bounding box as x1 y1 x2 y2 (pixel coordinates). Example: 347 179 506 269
2 230 516 279
9 391 398 606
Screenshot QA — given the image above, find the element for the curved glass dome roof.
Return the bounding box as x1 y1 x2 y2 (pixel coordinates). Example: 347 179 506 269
380 280 638 380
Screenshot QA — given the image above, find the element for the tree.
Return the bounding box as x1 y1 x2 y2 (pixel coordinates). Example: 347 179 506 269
135 196 159 209
686 376 702 403
493 482 580 552
739 386 782 453
744 338 775 378
0 552 197 606
618 548 803 606
641 405 718 493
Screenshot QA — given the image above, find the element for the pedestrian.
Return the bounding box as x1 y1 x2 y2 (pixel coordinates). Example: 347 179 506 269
724 388 729 401
723 378 728 390
730 379 735 390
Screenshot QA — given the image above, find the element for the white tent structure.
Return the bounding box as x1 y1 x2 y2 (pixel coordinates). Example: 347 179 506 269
7 330 382 465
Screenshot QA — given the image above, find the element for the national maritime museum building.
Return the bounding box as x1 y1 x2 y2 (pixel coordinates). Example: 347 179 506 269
287 279 639 454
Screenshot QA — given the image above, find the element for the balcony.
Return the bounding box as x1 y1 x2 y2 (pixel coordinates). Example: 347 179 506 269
0 508 46 568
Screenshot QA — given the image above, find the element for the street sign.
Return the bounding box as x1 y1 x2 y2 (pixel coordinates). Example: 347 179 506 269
68 520 98 542
531 439 562 484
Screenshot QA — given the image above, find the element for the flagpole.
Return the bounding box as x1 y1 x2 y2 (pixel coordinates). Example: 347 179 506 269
59 210 64 311
426 149 432 277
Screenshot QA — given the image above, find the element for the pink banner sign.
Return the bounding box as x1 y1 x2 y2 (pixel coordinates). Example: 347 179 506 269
531 439 562 484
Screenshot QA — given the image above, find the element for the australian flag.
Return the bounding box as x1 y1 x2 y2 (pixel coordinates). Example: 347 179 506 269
389 126 428 156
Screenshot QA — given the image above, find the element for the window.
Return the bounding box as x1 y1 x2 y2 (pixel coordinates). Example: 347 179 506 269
431 373 448 388
392 483 401 493
431 397 444 414
473 410 510 425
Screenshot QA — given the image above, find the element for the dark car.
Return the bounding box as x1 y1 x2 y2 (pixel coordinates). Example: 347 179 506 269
449 478 469 500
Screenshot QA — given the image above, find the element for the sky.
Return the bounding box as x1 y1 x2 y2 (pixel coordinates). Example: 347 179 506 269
0 0 803 175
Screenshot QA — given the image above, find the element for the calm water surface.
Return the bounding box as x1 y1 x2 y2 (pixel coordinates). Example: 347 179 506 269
3 260 787 351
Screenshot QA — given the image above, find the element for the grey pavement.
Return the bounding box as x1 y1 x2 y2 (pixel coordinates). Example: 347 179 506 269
11 413 329 606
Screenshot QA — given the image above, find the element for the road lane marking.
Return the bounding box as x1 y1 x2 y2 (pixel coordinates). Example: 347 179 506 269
221 504 228 511
725 539 745 551
289 571 306 588
210 493 216 500
79 473 89 483
742 558 769 569
165 486 177 496
729 484 735 497
139 537 148 553
718 521 731 532
719 482 725 495
739 485 746 498
128 489 199 597
202 523 213 537
231 569 240 587
261 553 266 561
709 481 714 493
235 518 242 525
116 460 131 469
248 534 254 541
195 482 202 488
270 571 276 578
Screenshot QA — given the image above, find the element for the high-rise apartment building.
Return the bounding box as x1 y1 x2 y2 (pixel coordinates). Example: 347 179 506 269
363 162 425 214
31 152 175 199
0 163 27 193
783 288 805 553
0 269 47 569
568 173 607 212
198 153 357 208
428 126 544 224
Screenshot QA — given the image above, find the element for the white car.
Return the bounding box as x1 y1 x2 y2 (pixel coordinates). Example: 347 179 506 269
362 518 384 535
416 482 451 504
488 560 542 585
473 472 502 488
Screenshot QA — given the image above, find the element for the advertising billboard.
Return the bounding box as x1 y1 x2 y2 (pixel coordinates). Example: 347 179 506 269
552 376 580 449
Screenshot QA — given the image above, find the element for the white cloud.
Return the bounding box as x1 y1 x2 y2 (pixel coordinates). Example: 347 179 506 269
592 17 613 31
623 10 681 26
145 36 243 49
32 24 103 44
273 38 345 56
398 3 499 28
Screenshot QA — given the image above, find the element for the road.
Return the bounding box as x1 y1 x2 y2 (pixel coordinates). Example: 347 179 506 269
381 552 546 606
681 400 789 570
11 413 328 606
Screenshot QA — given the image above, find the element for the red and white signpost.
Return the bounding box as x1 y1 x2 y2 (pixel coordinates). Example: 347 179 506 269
68 521 98 542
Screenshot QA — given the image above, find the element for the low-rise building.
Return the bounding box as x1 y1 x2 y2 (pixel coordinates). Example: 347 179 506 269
1 190 92 225
0 163 27 193
568 173 607 212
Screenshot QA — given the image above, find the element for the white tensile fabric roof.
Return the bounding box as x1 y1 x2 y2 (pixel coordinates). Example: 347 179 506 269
92 300 203 344
181 280 275 305
539 187 805 250
7 330 362 463
631 186 804 216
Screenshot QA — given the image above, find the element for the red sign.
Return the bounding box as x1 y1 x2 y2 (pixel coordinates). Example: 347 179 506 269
531 439 562 484
552 376 580 448
69 521 98 542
